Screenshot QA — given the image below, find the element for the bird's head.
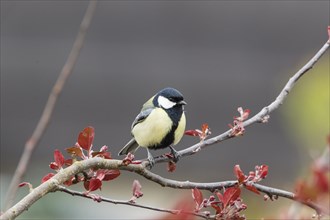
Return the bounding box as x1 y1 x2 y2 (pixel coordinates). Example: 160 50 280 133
153 87 187 110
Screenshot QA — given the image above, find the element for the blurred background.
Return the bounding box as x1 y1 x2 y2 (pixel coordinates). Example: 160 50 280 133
1 1 329 219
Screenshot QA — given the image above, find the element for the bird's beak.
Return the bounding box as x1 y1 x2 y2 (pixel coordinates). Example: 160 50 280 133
178 100 187 105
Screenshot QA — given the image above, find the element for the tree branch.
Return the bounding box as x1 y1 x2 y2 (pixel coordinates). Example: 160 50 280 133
4 0 98 210
136 164 237 190
57 186 209 219
1 156 328 219
152 39 330 165
253 183 329 216
2 29 328 220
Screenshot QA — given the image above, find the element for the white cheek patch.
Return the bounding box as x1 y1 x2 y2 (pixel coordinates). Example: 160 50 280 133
158 95 176 109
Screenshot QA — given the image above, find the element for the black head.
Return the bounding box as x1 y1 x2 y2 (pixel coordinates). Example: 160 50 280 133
153 87 186 109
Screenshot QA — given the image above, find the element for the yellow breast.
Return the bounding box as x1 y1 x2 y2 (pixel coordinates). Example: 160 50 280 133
132 108 172 147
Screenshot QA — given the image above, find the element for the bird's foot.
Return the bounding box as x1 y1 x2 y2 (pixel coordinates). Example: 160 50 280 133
169 146 181 163
147 149 155 169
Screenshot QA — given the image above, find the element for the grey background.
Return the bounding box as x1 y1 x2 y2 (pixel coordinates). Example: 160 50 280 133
1 1 329 219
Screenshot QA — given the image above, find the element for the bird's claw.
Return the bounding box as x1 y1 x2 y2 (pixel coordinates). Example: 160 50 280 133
147 149 155 169
169 146 181 163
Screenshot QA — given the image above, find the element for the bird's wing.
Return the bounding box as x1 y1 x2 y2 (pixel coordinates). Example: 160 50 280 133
131 107 154 129
118 96 155 156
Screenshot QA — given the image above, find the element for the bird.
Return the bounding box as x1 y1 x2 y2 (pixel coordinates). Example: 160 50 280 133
118 87 186 167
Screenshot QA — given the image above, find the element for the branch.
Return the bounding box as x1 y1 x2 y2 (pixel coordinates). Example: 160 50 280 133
253 183 329 216
57 186 209 219
1 157 328 219
4 0 98 210
137 164 237 190
0 158 231 220
153 39 330 165
2 30 328 220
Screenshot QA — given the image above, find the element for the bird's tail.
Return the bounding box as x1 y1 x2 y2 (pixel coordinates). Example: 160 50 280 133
118 138 140 155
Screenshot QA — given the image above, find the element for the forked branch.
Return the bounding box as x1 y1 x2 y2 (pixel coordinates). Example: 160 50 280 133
2 30 329 220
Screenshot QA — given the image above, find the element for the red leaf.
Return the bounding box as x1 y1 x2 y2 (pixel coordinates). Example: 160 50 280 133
41 173 55 183
122 153 134 166
19 182 28 187
103 170 121 181
242 109 250 121
230 107 250 137
96 170 106 181
234 165 245 183
252 165 269 182
66 146 83 158
184 130 200 137
18 182 30 187
235 107 250 121
229 121 245 137
49 162 59 170
211 202 222 214
130 180 143 202
244 184 260 194
132 180 143 198
258 165 268 179
215 191 224 203
212 192 224 214
185 124 211 141
222 187 241 208
192 188 203 211
19 182 33 191
328 26 330 41
167 160 176 172
84 180 90 191
200 123 211 140
54 149 65 168
100 145 108 152
201 123 209 133
88 178 102 192
77 126 95 151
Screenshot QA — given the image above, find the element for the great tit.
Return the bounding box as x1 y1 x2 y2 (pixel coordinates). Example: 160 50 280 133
118 87 186 167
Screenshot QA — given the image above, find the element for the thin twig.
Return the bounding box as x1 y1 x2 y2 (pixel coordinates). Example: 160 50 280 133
58 184 329 219
152 39 330 165
57 186 209 219
253 183 328 216
4 1 98 210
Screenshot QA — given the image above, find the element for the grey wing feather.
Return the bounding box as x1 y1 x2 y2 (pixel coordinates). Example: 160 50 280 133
119 108 154 156
131 107 153 129
118 138 139 155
